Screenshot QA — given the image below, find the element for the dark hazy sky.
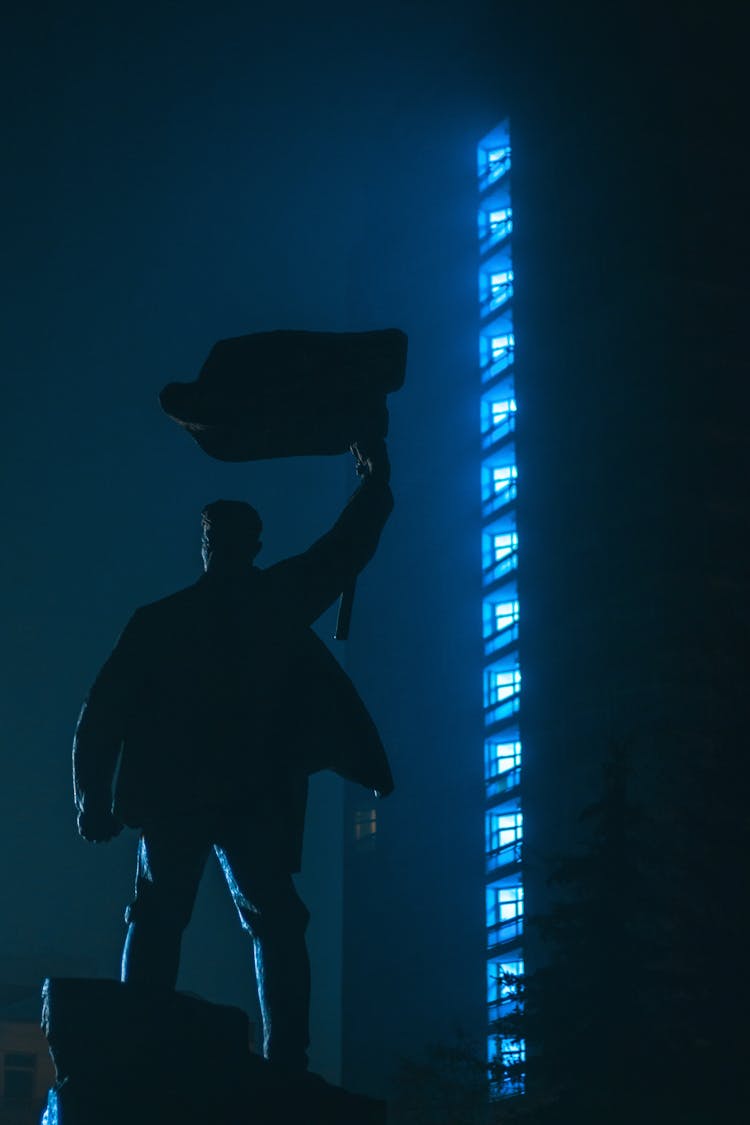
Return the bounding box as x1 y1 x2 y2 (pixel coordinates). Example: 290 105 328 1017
1 0 504 1079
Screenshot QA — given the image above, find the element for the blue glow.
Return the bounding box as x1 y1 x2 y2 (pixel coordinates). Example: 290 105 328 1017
479 208 513 241
487 959 524 1005
480 335 515 381
485 668 521 707
491 334 515 362
492 531 518 560
478 146 511 187
492 399 516 420
487 811 523 853
489 208 513 234
483 601 520 657
489 271 514 310
485 740 522 778
479 117 525 1091
493 600 519 633
480 399 516 450
486 884 523 929
481 526 518 581
482 464 517 510
40 1091 59 1125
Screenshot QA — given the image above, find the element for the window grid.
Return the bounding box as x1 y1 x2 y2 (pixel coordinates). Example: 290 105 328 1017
479 119 525 1090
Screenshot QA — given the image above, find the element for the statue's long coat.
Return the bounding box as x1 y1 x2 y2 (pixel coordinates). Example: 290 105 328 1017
73 479 394 871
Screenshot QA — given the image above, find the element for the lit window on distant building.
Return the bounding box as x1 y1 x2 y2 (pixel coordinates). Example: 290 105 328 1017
486 959 524 1005
490 271 514 304
353 807 376 851
480 334 516 374
489 208 513 236
486 668 521 706
486 885 524 929
485 741 522 778
487 811 523 854
481 400 517 446
493 532 518 561
486 148 511 181
491 334 515 362
488 1033 526 1095
492 601 519 634
492 465 517 494
491 400 517 424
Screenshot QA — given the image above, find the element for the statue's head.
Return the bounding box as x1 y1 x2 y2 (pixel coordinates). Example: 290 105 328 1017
200 500 262 573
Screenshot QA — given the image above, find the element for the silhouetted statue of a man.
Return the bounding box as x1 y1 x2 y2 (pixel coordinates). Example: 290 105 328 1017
73 443 394 1076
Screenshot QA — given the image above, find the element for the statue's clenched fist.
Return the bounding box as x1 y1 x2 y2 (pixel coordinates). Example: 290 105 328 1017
77 805 123 843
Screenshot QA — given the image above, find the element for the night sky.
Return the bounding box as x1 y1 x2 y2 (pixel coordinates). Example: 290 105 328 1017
1 0 504 1080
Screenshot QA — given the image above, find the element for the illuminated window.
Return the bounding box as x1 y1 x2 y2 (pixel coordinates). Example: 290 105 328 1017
479 208 513 244
480 334 516 374
481 399 517 446
487 147 511 180
493 601 519 634
492 465 517 494
353 807 376 851
489 271 514 307
493 532 518 561
489 208 513 236
491 399 516 424
489 1033 526 1095
485 741 522 778
487 811 523 853
487 668 521 705
487 959 524 1005
483 601 520 639
487 884 524 929
491 334 515 362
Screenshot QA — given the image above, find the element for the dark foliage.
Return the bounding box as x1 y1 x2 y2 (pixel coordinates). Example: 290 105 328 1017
492 718 750 1125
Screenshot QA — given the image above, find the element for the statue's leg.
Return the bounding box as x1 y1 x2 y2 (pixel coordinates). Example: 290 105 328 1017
121 822 210 989
215 828 310 1073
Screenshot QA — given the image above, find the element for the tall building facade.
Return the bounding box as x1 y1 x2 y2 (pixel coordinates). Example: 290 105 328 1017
338 12 748 1111
477 120 524 1090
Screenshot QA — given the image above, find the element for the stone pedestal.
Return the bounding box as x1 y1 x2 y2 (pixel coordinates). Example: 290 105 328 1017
40 978 385 1125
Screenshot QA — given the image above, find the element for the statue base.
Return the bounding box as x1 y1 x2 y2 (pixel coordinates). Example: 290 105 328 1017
40 978 385 1124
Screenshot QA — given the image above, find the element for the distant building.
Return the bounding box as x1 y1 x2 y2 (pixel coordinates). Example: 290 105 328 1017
339 19 747 1101
476 119 525 1092
0 996 54 1125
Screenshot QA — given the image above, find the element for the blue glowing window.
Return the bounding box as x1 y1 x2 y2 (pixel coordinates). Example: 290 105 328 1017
480 335 515 374
493 532 518 561
487 959 524 1005
491 334 515 362
490 271 514 304
489 208 513 235
484 600 519 638
486 741 522 778
494 601 519 631
491 400 517 424
487 811 523 853
487 147 511 181
481 399 516 446
488 1035 526 1065
492 465 517 494
486 885 523 929
479 207 513 244
487 668 521 705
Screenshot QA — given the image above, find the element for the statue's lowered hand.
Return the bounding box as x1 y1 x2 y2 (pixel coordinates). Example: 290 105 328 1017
77 806 123 844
